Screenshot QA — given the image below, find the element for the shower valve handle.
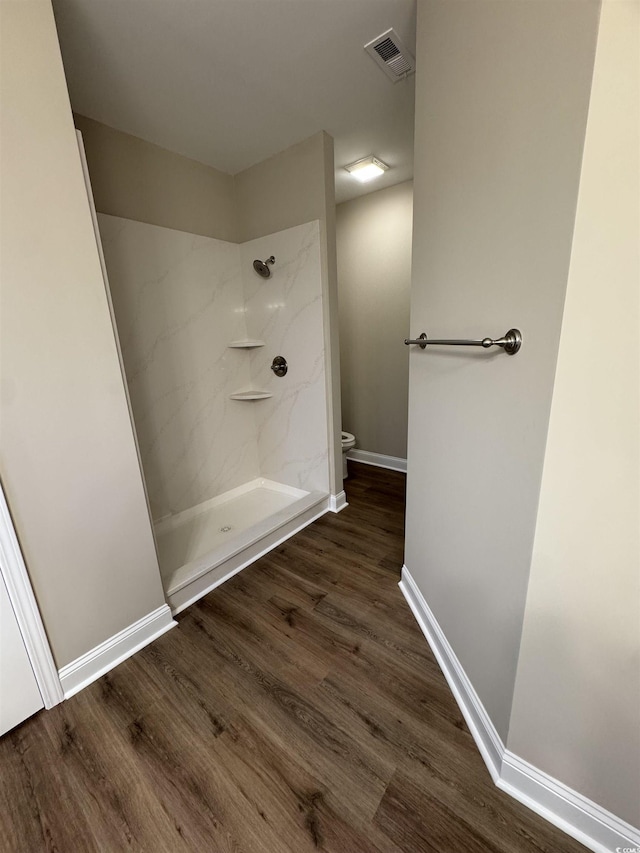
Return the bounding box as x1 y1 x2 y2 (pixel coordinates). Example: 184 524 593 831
271 356 288 377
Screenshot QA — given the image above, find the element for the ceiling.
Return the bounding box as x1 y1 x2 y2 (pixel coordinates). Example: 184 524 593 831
52 0 416 204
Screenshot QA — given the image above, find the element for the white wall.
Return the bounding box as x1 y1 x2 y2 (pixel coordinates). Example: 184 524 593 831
242 223 330 495
0 0 166 668
507 0 640 826
337 182 413 459
99 216 330 522
236 132 343 497
81 126 343 499
404 0 600 740
98 215 257 521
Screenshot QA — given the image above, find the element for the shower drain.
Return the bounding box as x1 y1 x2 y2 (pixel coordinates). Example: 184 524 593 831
219 525 232 533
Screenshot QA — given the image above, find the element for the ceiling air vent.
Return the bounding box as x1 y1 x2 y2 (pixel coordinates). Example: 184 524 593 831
364 28 415 83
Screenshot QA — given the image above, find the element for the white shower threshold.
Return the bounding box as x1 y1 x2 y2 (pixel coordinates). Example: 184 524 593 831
154 478 329 615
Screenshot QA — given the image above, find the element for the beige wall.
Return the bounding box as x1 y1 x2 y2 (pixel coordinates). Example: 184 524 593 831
0 0 166 668
508 0 640 826
405 0 599 740
74 114 238 242
236 132 343 495
337 181 412 459
236 132 331 244
322 133 343 496
75 121 342 496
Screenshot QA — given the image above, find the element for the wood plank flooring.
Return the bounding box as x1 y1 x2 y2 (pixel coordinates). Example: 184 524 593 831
0 463 588 852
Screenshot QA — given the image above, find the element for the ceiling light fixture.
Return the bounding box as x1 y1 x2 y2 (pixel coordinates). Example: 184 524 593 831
344 156 389 183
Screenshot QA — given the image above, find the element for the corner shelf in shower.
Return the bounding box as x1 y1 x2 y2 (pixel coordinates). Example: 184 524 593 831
229 390 272 400
227 340 265 348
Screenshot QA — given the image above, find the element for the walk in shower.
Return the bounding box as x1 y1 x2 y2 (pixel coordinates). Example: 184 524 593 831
98 214 331 612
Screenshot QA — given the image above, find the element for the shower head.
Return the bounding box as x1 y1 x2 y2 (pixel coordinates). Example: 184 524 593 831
253 255 275 278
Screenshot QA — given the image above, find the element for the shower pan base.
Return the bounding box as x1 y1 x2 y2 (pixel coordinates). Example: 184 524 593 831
154 479 329 614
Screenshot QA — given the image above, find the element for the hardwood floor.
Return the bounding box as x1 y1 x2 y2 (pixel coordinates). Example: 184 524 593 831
0 463 588 852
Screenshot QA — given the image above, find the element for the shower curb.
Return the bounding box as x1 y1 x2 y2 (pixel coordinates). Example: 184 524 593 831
167 495 331 615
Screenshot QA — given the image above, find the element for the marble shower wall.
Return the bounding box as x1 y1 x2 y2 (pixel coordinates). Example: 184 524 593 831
242 221 330 495
98 215 329 522
98 214 259 521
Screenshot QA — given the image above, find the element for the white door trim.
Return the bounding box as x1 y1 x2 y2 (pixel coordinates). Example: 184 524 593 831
0 481 64 709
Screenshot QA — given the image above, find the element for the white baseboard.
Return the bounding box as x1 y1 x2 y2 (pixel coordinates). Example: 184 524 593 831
499 751 640 853
329 491 348 513
59 604 176 699
399 566 503 781
399 565 640 853
347 449 407 473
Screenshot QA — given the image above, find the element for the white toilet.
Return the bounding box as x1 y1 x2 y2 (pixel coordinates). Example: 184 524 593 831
341 431 356 479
